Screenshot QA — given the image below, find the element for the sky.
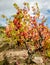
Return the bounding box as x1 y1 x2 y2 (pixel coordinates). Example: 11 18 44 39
0 0 50 27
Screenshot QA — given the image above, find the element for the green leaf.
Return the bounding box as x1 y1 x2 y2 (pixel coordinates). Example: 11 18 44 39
1 14 6 18
46 50 50 57
11 14 17 18
13 3 19 10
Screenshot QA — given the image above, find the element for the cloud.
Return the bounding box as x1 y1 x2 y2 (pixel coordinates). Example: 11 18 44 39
0 0 50 16
30 0 50 17
0 0 50 26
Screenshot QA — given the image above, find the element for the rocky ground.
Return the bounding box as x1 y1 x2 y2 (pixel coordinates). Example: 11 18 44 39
0 37 50 65
0 49 50 65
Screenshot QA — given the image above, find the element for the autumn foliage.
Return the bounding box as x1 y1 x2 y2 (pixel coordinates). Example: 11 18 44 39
5 2 50 51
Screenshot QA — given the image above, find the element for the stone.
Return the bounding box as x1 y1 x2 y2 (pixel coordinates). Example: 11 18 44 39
32 56 45 65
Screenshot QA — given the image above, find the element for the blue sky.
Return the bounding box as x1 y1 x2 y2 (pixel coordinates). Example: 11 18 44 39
0 0 50 28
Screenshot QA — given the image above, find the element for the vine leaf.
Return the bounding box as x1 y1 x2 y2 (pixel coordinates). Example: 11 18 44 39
1 14 6 18
13 3 19 10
